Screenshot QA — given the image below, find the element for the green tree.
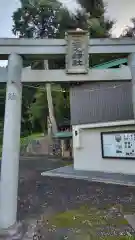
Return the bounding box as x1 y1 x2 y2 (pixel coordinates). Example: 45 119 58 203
12 0 62 38
29 85 69 132
29 87 48 133
21 86 37 135
73 0 115 66
0 86 6 118
76 0 114 37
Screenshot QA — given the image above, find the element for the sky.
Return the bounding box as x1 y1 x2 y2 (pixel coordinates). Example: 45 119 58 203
104 0 135 37
0 0 135 66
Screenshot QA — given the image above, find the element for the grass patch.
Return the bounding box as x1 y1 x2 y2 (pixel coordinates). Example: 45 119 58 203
20 132 43 146
47 204 130 239
49 205 106 228
61 160 72 166
0 132 43 158
49 204 128 228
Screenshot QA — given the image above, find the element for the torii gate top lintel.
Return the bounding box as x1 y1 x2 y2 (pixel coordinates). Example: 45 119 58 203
0 30 135 89
0 30 135 83
0 31 135 61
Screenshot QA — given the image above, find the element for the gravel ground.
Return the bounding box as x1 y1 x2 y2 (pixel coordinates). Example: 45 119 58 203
15 157 135 239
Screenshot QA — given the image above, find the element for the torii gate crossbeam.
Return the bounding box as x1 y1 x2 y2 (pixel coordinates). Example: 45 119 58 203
0 67 132 83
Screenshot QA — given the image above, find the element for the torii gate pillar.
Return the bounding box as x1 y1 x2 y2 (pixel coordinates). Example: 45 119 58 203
129 53 135 118
0 53 22 231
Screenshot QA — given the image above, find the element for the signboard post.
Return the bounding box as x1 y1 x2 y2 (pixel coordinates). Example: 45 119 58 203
65 30 89 74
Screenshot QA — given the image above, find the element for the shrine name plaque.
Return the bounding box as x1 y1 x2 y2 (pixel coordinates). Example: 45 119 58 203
101 131 135 159
65 31 89 74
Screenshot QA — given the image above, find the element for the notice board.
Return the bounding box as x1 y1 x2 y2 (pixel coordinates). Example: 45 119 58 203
101 131 135 159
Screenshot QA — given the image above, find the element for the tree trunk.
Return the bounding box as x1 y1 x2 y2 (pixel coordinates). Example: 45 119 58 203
44 60 58 135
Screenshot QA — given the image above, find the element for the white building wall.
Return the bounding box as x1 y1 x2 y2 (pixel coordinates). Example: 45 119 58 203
73 124 135 175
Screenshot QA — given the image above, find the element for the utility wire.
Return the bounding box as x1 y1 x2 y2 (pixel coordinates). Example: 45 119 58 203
22 82 130 93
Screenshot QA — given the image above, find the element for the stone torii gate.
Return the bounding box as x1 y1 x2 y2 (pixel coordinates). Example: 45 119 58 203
0 30 135 236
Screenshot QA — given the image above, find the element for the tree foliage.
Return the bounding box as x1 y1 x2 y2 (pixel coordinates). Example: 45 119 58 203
76 0 114 37
13 0 64 38
29 87 48 133
29 85 70 132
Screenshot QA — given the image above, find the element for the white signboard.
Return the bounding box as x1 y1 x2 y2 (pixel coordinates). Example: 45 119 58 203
101 132 135 159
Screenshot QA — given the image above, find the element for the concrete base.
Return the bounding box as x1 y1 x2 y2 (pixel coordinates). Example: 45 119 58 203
41 165 135 186
0 222 25 240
